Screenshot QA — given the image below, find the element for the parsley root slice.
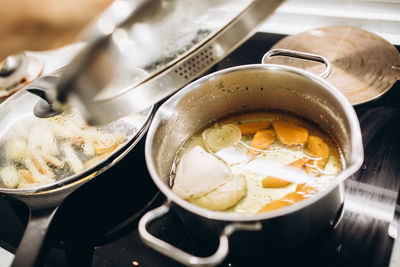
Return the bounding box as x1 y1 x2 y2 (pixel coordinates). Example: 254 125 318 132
202 124 242 153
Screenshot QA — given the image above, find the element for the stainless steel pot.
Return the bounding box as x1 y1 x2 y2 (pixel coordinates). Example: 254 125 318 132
139 49 364 266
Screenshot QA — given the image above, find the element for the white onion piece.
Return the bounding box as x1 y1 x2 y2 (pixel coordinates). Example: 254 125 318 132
189 174 247 210
28 122 58 155
62 143 84 174
6 136 28 161
24 157 54 183
37 149 64 168
0 166 20 188
172 146 233 199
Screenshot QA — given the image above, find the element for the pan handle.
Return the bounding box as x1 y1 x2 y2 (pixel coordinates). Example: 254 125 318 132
262 48 332 79
10 206 59 267
138 201 262 267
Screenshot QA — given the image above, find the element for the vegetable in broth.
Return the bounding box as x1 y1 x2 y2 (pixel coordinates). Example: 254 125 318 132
170 111 343 214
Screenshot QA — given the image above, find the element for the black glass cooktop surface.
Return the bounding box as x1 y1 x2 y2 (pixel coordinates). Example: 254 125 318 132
0 32 399 267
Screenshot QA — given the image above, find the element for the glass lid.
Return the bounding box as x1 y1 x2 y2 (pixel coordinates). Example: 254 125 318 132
109 0 255 78
0 85 153 191
54 0 284 124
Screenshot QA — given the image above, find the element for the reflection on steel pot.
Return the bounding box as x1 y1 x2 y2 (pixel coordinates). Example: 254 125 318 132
139 49 364 266
0 71 155 267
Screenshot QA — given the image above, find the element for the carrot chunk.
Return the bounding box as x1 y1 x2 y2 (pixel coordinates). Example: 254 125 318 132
30 152 48 175
282 191 306 203
237 121 271 135
258 183 317 213
94 141 118 154
262 176 291 188
258 200 290 213
272 120 309 145
307 136 330 170
296 183 317 194
288 157 309 168
18 169 35 183
84 151 112 169
248 129 275 155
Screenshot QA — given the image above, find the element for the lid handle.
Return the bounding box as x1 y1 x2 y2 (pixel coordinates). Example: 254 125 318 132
26 75 62 118
262 49 332 79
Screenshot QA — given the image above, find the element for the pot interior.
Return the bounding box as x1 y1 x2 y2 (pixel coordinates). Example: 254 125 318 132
148 65 362 190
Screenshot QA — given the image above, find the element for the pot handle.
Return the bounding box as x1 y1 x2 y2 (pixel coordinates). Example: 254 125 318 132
10 206 59 267
262 48 332 79
139 202 262 267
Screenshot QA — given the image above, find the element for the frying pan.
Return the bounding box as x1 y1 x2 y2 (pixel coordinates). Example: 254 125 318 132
0 71 155 267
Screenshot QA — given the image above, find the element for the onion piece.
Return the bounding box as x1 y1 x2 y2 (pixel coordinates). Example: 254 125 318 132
6 136 28 161
61 143 84 174
23 157 54 184
172 146 233 199
0 166 20 188
36 149 65 168
189 174 247 211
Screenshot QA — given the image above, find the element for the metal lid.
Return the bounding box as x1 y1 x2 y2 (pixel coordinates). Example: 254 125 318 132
0 52 43 100
0 74 153 192
270 26 400 105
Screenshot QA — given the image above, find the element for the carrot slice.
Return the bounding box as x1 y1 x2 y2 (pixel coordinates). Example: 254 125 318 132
272 120 309 145
94 141 118 154
258 193 304 213
261 158 309 188
248 129 275 155
30 152 48 175
84 151 112 169
18 169 35 183
258 183 317 213
258 200 290 213
296 183 317 194
288 157 309 168
262 176 291 188
307 136 330 170
237 121 271 135
304 164 320 176
282 191 306 203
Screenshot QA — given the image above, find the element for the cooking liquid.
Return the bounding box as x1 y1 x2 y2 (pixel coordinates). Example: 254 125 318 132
170 111 343 214
0 109 129 189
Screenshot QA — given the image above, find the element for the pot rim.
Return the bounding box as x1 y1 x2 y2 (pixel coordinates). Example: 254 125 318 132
145 63 364 222
0 88 156 196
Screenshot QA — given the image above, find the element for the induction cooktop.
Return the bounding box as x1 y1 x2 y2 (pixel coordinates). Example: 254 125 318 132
0 32 399 267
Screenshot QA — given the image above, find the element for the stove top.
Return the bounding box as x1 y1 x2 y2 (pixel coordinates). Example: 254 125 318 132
1 32 399 267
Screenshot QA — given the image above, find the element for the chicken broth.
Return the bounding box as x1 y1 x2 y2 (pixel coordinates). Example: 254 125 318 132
170 111 343 214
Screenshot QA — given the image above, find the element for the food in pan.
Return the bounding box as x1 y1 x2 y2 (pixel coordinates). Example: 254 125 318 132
0 109 126 189
170 111 343 214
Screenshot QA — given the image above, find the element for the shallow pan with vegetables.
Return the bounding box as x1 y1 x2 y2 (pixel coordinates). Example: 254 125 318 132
0 71 155 267
139 49 364 266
